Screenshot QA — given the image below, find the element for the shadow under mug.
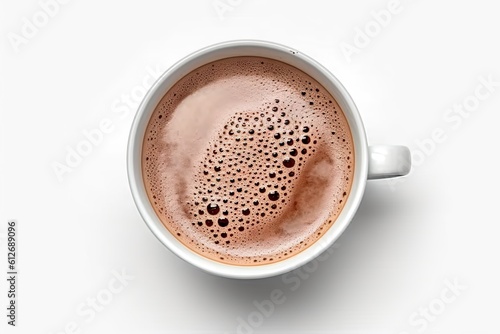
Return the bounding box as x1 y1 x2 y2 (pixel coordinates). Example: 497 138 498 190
127 40 411 279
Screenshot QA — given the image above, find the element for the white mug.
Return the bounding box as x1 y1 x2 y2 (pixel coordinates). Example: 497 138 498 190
127 40 411 279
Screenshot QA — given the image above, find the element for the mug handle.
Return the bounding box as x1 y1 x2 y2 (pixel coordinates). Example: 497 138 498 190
368 145 411 180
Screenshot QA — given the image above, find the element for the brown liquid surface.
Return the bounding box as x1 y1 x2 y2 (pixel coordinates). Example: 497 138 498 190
142 57 354 265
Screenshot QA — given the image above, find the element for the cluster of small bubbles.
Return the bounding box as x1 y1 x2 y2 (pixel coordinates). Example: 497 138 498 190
186 97 322 252
142 56 354 265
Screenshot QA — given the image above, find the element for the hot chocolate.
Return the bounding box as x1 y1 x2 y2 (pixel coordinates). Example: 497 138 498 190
142 56 354 265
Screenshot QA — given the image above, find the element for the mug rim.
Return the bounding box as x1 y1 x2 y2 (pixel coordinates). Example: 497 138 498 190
127 40 368 279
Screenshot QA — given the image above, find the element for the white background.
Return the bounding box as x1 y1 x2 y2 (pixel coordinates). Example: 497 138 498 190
1 0 499 333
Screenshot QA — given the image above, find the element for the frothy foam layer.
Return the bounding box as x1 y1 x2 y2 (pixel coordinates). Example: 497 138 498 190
142 57 354 265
